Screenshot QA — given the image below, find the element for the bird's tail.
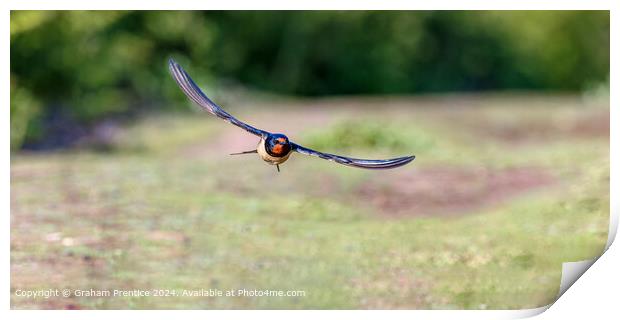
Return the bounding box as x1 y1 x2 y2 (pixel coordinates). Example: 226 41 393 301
230 150 258 156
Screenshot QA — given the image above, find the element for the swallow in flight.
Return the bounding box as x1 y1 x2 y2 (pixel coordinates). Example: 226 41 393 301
168 59 415 172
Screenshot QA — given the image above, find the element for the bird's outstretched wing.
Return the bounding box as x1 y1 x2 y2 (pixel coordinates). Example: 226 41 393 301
291 143 415 169
168 58 269 138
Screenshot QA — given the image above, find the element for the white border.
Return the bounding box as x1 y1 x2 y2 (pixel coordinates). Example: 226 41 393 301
3 1 617 319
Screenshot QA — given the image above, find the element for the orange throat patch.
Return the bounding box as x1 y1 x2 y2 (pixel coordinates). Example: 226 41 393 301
271 144 284 156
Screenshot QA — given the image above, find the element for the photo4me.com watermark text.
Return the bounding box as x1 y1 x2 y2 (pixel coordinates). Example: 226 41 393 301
13 288 306 299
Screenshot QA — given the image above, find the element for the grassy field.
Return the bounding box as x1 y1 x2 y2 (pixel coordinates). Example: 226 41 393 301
10 93 609 309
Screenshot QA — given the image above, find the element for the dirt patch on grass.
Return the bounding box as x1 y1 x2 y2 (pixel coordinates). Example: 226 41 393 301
463 110 609 144
567 111 610 138
357 166 555 217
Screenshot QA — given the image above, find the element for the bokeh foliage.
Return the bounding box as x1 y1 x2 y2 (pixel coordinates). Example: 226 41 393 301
10 11 609 149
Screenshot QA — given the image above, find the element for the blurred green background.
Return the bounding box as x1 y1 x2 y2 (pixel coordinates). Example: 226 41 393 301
10 11 609 150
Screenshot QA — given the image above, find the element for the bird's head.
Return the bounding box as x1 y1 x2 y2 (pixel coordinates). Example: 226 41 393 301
265 133 291 157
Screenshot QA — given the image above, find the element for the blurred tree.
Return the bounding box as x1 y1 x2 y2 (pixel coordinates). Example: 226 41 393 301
10 11 610 149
